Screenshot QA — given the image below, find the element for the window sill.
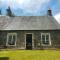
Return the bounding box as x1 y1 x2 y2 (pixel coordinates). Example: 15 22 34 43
41 44 51 46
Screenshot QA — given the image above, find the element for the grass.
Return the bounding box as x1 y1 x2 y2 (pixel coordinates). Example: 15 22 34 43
0 50 60 60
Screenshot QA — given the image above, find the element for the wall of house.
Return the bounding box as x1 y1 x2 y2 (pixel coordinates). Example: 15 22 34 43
0 30 60 49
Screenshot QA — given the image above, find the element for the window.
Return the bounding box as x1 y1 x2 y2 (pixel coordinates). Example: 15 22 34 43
41 33 51 46
6 33 17 46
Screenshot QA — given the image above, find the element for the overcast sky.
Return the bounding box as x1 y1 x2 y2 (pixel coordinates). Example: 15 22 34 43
0 0 60 24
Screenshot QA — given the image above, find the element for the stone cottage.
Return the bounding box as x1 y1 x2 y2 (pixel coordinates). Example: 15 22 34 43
0 9 60 50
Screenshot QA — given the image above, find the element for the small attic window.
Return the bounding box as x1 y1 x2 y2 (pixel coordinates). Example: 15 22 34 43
41 33 51 46
6 33 17 46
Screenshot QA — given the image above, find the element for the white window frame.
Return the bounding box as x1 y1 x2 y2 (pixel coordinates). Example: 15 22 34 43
41 33 51 46
6 33 17 46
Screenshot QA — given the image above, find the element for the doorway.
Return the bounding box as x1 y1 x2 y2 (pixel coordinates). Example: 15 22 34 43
26 34 32 50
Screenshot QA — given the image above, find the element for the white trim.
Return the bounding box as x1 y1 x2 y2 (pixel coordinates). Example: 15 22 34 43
6 33 17 46
25 33 34 49
41 33 51 46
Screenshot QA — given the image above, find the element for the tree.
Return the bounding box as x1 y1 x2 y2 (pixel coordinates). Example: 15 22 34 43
0 9 2 15
6 6 15 17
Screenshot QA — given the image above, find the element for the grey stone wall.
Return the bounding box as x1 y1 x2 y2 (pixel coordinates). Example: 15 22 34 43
0 30 60 49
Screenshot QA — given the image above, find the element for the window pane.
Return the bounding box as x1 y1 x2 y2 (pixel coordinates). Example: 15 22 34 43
46 35 49 40
12 35 16 45
42 35 45 40
42 35 45 44
46 35 49 44
8 35 12 45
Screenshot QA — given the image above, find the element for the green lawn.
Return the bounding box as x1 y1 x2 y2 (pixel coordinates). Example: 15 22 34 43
0 50 60 60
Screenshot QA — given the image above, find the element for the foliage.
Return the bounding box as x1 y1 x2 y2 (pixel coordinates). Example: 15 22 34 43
0 9 2 15
6 7 15 17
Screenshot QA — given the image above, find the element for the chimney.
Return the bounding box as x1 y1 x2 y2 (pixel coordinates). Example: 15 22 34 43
47 8 52 16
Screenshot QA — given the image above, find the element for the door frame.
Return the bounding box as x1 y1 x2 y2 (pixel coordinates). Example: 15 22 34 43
25 33 34 49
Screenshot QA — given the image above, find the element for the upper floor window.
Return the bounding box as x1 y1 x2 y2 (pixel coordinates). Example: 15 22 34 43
6 33 17 46
41 33 51 46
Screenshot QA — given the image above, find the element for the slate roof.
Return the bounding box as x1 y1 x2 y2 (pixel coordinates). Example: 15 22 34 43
0 16 60 30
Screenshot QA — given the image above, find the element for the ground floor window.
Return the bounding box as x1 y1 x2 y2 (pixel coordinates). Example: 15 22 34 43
41 33 51 46
6 33 17 46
